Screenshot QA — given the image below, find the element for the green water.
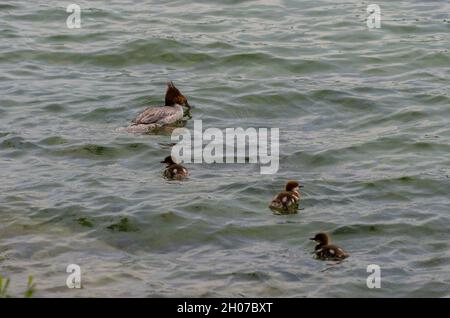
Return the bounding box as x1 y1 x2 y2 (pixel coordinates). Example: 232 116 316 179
0 0 449 297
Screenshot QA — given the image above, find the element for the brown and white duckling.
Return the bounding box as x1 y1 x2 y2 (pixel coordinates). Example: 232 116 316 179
310 233 349 261
268 180 302 214
122 82 191 133
161 156 188 180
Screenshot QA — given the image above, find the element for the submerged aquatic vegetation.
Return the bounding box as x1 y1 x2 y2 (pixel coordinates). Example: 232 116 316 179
106 217 137 232
0 275 36 298
76 217 94 228
24 276 36 298
0 275 11 298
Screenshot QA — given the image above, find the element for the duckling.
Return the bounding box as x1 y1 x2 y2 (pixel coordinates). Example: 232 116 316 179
310 232 349 261
269 181 302 214
161 156 188 180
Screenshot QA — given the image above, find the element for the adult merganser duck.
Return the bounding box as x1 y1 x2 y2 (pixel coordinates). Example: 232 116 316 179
161 155 189 180
268 181 302 214
120 82 191 133
310 233 349 261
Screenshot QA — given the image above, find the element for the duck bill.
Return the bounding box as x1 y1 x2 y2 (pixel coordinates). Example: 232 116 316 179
185 101 191 109
309 237 316 241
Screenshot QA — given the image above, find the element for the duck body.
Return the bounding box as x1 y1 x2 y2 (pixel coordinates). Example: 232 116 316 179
126 104 184 133
269 181 302 214
161 156 188 180
269 191 299 214
314 243 349 261
119 82 190 134
310 233 349 261
163 163 189 180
